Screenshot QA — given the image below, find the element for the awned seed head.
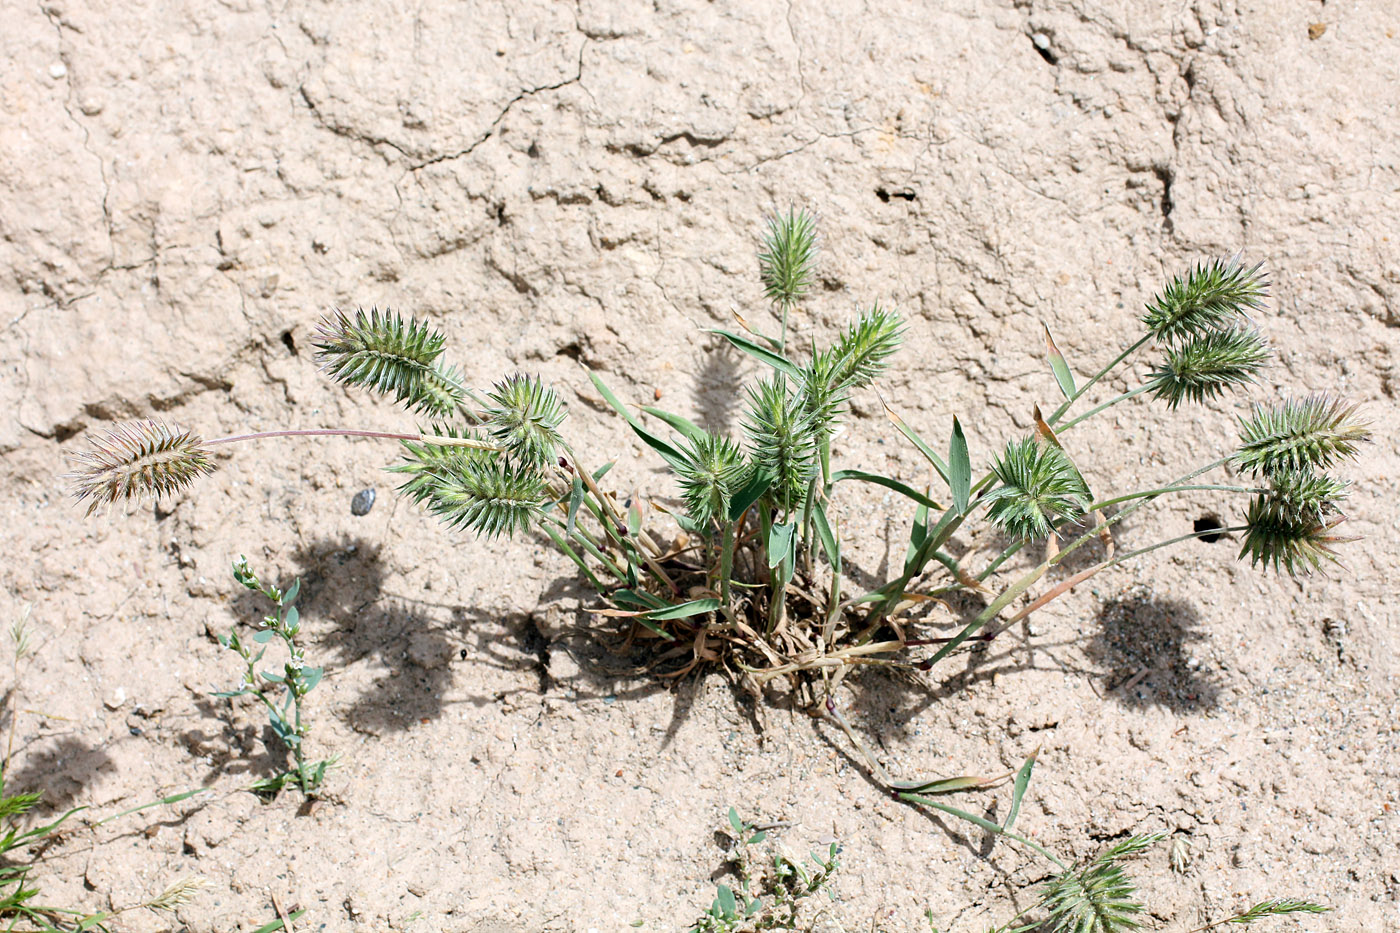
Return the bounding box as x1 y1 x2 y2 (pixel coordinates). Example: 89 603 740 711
67 419 218 515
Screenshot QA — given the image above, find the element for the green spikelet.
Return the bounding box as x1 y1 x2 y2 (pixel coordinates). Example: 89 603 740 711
313 308 465 416
745 376 818 513
758 208 819 309
1040 834 1161 933
1239 469 1351 575
828 304 904 390
1142 257 1268 344
983 437 1090 541
1147 327 1270 408
483 375 567 468
675 432 750 527
395 450 547 539
1235 396 1369 477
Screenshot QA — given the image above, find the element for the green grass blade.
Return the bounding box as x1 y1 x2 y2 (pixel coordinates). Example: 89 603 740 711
729 469 774 520
587 370 689 469
949 416 971 515
565 476 584 537
709 329 803 379
641 406 708 445
884 403 951 486
643 600 720 621
830 469 944 510
812 500 840 569
1003 748 1038 832
1043 324 1077 400
249 909 307 933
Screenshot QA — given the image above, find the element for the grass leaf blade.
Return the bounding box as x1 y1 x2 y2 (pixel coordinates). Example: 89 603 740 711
949 416 971 515
1044 323 1077 400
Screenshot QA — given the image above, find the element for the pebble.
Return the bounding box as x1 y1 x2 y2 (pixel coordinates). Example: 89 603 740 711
350 487 376 515
104 687 126 710
49 62 67 79
1032 32 1051 51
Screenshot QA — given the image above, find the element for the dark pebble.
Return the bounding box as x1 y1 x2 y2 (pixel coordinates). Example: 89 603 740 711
350 488 376 516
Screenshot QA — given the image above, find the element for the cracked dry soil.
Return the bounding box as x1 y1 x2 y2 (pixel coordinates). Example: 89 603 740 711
1 1 1398 930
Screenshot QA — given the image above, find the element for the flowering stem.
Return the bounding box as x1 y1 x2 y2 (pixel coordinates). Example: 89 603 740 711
205 428 499 449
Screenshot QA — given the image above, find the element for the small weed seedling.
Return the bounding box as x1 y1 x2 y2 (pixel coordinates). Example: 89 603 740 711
689 808 838 932
67 209 1371 705
217 557 331 796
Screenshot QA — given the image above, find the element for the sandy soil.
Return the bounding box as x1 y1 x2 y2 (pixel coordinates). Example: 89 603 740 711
2 0 1397 930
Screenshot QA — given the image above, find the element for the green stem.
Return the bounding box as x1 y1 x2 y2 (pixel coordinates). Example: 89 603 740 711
1055 382 1155 433
977 481 1255 582
719 521 737 624
205 428 499 449
1047 333 1152 426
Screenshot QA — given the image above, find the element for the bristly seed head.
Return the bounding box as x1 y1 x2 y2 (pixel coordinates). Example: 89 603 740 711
1234 395 1370 477
313 307 464 416
983 437 1091 541
1142 256 1268 344
1147 326 1270 408
67 420 217 515
758 208 819 310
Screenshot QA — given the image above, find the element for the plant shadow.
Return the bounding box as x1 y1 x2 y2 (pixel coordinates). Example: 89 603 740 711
1084 586 1221 711
692 339 746 434
3 736 115 812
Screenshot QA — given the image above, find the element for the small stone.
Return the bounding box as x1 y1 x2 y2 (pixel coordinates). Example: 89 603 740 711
49 62 67 79
350 488 376 516
1032 32 1051 50
1308 22 1326 40
104 687 126 710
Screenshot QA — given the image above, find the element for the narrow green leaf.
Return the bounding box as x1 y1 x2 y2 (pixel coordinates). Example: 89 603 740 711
301 666 324 692
1003 748 1038 832
281 578 300 606
747 830 767 845
812 501 840 569
641 406 708 445
830 469 944 510
587 369 689 469
261 671 284 683
592 461 614 481
612 588 670 610
768 521 797 569
728 469 773 520
949 416 971 515
566 476 584 537
249 908 308 933
891 774 997 794
644 598 721 621
884 402 951 485
283 606 299 631
1043 323 1076 400
251 629 276 643
627 500 642 538
728 807 743 833
709 329 802 379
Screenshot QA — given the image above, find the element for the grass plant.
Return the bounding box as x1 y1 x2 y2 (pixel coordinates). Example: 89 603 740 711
67 209 1370 705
